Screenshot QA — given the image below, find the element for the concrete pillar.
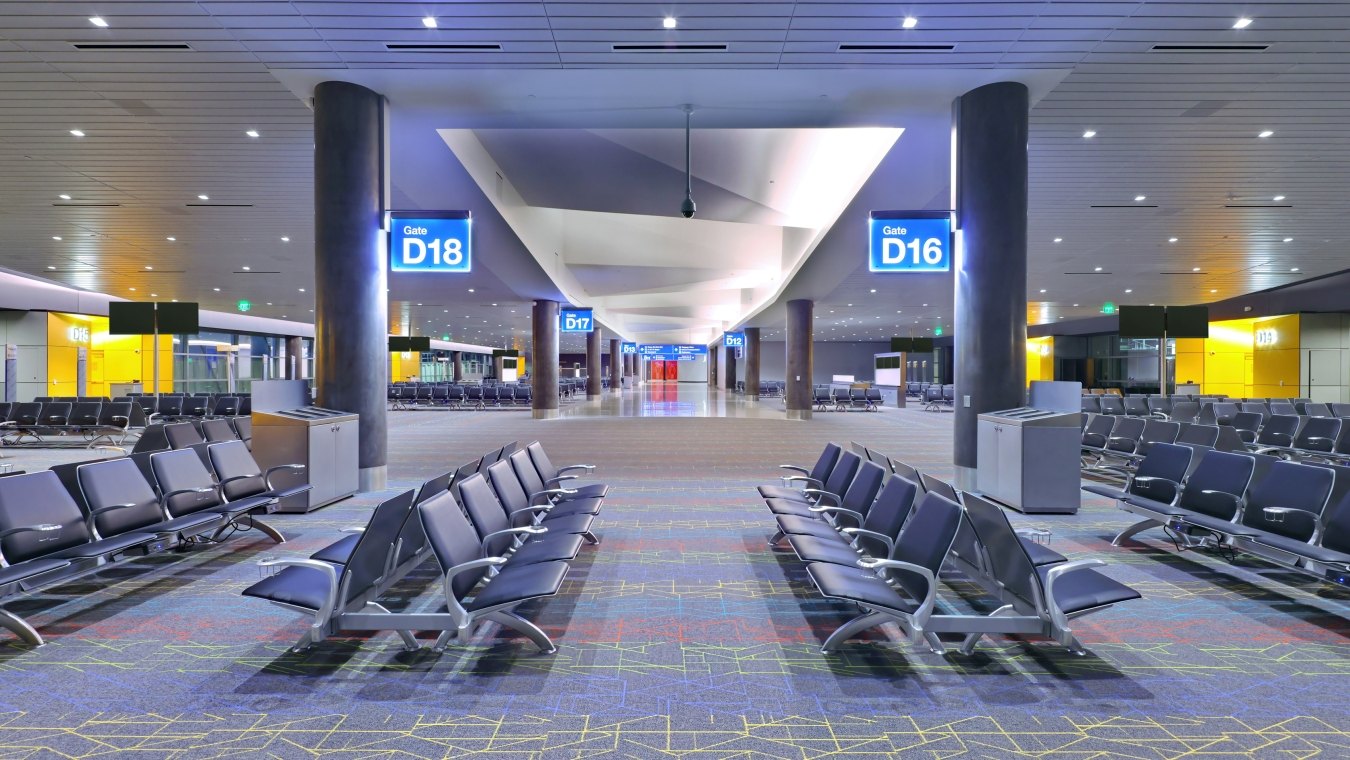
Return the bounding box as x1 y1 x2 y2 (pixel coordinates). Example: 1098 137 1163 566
744 327 761 400
609 339 621 392
285 336 303 380
586 328 602 398
953 81 1029 487
532 300 559 418
709 344 718 386
785 299 813 420
451 351 463 382
312 80 387 491
723 345 737 391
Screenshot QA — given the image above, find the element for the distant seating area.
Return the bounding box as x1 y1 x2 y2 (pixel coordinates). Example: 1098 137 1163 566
388 381 541 410
809 385 883 412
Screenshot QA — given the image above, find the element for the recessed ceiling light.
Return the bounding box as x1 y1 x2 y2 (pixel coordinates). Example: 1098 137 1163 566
1233 17 1253 29
1094 266 1102 272
1039 289 1047 294
869 289 877 293
663 16 677 29
1291 267 1300 272
58 194 71 200
1283 237 1293 242
1124 289 1133 293
902 16 918 29
69 129 85 137
51 235 62 241
1192 266 1201 272
128 287 136 292
166 236 175 241
144 265 152 270
246 129 259 138
149 293 158 298
1273 195 1285 201
89 16 109 27
242 266 250 271
298 288 305 292
1210 289 1218 294
1053 237 1063 243
1169 237 1179 243
267 302 272 306
197 194 209 200
468 288 475 293
422 16 438 28
1082 130 1096 138
280 236 290 242
47 265 55 270
212 287 220 291
1258 130 1274 138
1134 195 1147 202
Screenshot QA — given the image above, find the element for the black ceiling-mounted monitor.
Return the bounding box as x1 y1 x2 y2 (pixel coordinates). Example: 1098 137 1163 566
388 336 412 352
155 302 199 334
108 302 156 335
890 337 913 352
1118 305 1166 338
911 337 934 353
1166 305 1210 338
409 336 431 352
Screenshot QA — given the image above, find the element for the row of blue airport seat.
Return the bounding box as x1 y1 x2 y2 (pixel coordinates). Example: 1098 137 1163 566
811 386 883 411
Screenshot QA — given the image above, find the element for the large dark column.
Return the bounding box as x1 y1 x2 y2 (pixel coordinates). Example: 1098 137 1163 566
723 345 737 391
744 327 761 400
609 338 621 392
586 328 602 398
285 336 303 379
313 80 387 491
532 300 559 418
709 344 718 385
785 299 813 420
451 351 463 382
953 82 1029 487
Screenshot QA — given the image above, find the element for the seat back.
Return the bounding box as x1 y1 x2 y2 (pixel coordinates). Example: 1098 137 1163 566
1081 396 1102 414
200 418 236 442
339 489 417 606
1124 397 1149 416
212 396 240 416
485 459 532 515
456 472 513 554
961 494 1047 609
477 446 505 474
1240 402 1271 423
1331 403 1350 419
1081 414 1115 446
1147 397 1172 416
1256 414 1299 447
1175 423 1219 447
888 492 963 601
0 471 93 562
76 458 169 538
821 451 862 497
163 421 205 449
149 448 225 517
1269 401 1298 417
1169 401 1199 423
1212 402 1239 426
1241 461 1334 541
857 476 919 558
1232 412 1263 437
38 401 72 426
157 396 184 417
69 401 101 427
419 489 492 601
1105 416 1146 452
1130 443 1194 502
1099 396 1125 415
182 396 210 417
889 459 922 488
1177 450 1255 520
835 461 886 528
1295 417 1341 452
97 401 133 429
1303 402 1331 418
1137 419 1180 455
508 448 550 499
206 440 266 500
12 402 40 426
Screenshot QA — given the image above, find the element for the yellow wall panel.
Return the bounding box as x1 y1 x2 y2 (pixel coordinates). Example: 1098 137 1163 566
1025 337 1054 386
1251 315 1300 398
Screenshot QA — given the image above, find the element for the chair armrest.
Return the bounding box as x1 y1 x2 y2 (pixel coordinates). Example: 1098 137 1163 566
810 505 865 527
218 474 257 489
480 526 547 553
1261 506 1319 523
803 489 840 508
256 557 341 621
778 465 810 475
1043 559 1108 631
529 488 577 506
0 523 63 541
48 416 68 425
556 464 595 475
781 476 822 488
840 527 895 555
542 474 579 487
1128 475 1182 504
509 506 553 526
84 502 140 533
440 557 510 627
856 558 940 631
160 486 217 508
340 526 366 534
1196 489 1244 516
264 464 305 490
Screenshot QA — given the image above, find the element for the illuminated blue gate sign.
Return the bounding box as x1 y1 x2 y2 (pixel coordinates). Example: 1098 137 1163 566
389 211 471 272
560 308 594 332
868 211 952 273
638 344 708 361
723 332 745 348
621 342 637 355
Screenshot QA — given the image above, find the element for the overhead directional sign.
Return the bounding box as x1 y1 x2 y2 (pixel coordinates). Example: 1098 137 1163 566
638 344 708 361
723 332 745 348
560 308 594 332
621 342 637 355
389 211 471 273
868 211 952 273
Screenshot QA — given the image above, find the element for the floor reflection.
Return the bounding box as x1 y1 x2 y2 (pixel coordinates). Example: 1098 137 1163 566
561 382 790 419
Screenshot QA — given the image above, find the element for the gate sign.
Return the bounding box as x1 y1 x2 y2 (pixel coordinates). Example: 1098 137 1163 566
638 344 708 360
723 332 745 348
621 342 637 355
560 308 594 332
868 211 952 273
389 211 471 273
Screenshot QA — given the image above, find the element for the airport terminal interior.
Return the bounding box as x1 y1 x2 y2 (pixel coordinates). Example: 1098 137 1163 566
2 3 1349 758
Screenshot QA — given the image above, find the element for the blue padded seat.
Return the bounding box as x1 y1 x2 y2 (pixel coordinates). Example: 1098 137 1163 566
1037 565 1140 614
309 534 359 565
1249 533 1350 565
0 558 70 587
808 562 919 614
463 560 569 612
242 565 331 610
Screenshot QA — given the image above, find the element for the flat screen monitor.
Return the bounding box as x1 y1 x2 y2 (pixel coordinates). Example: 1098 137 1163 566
409 336 431 352
388 336 412 352
1166 305 1210 338
108 302 156 335
155 302 199 334
502 357 517 369
890 337 912 352
911 337 934 352
1118 305 1166 338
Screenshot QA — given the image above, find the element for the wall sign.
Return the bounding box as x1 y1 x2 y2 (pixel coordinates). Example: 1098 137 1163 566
621 342 637 355
638 344 708 361
723 332 745 348
868 211 952 273
560 308 594 332
1255 328 1278 347
389 211 471 273
67 326 90 344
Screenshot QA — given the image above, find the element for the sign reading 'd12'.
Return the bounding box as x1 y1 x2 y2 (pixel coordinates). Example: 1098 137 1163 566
868 211 952 273
560 308 594 332
723 332 745 348
389 211 471 273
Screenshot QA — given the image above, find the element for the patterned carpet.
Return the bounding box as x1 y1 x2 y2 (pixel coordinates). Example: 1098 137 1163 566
0 397 1347 758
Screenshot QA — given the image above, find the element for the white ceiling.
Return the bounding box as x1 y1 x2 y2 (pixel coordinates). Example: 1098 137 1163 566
0 2 1347 347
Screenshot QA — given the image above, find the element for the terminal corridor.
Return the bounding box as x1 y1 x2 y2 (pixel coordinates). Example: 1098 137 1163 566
0 399 1344 757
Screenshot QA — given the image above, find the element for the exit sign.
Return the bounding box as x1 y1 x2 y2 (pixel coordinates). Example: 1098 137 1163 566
1102 302 1117 315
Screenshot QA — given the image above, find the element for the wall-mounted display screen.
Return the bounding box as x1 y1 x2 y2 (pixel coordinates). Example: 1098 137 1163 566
1118 305 1167 338
911 337 934 352
155 302 199 334
1165 305 1210 338
108 302 156 335
389 336 412 352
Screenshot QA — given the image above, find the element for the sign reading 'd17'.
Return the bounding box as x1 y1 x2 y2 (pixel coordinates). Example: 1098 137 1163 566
389 211 471 273
560 308 594 332
868 211 952 273
723 332 745 348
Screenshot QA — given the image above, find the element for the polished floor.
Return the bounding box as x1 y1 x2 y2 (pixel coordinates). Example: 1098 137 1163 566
563 382 873 418
0 393 1346 758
